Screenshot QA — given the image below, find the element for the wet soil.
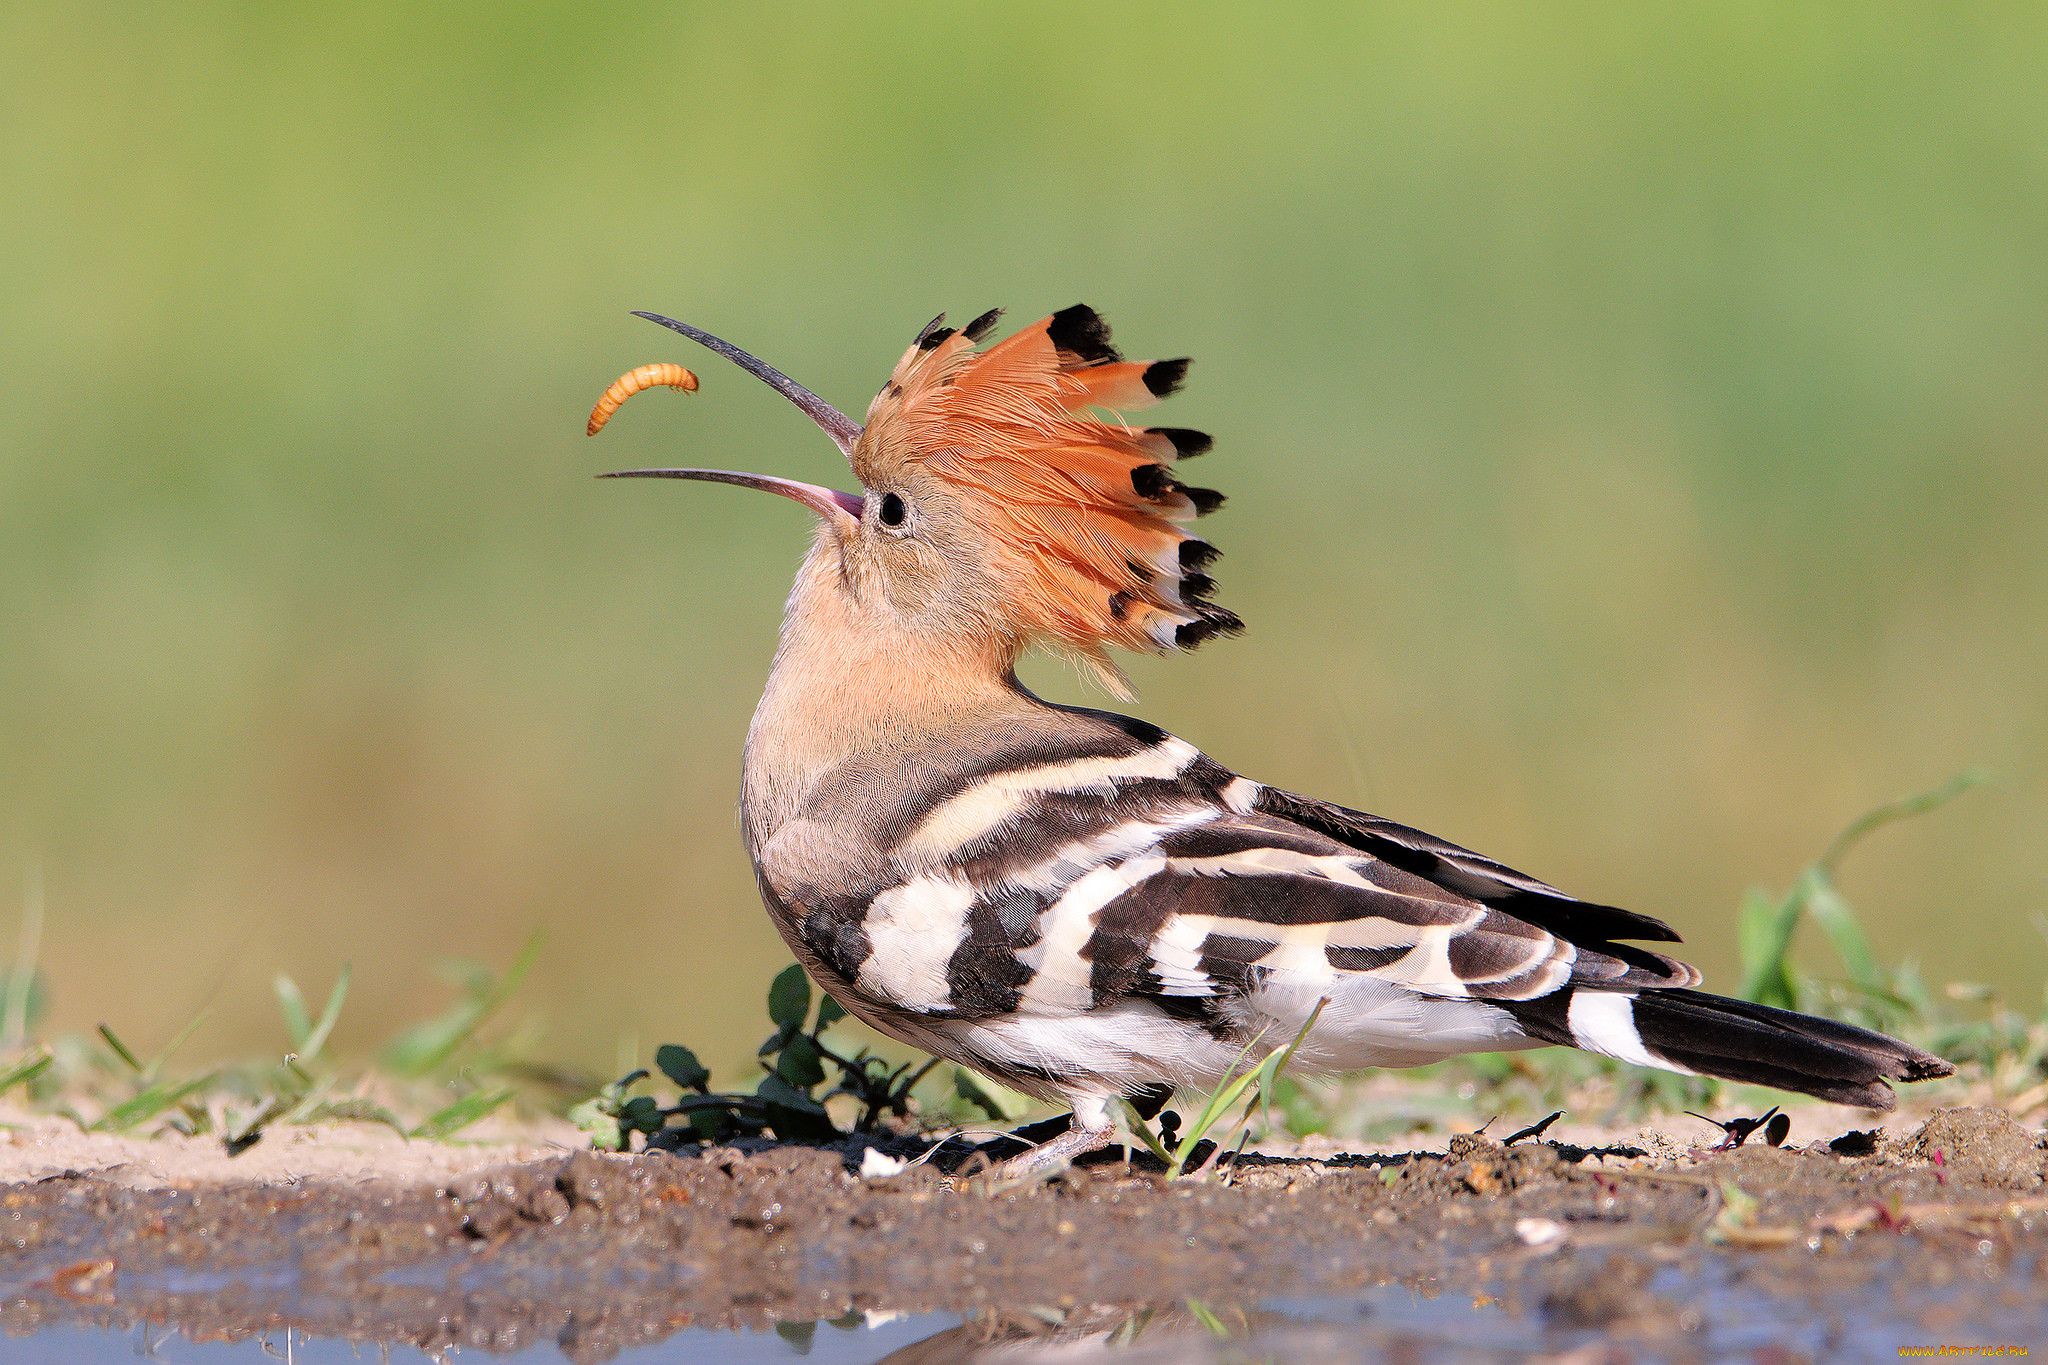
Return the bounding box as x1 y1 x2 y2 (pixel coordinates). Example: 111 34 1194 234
2 1106 2043 1362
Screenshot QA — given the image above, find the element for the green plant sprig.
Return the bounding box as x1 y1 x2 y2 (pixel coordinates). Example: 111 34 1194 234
571 964 948 1151
1126 997 1328 1179
1739 771 1986 1019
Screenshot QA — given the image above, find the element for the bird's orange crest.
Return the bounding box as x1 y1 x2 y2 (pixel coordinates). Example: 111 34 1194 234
854 305 1240 670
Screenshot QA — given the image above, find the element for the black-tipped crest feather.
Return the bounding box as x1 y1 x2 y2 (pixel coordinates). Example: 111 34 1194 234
1149 427 1213 458
1046 304 1121 364
1142 358 1191 397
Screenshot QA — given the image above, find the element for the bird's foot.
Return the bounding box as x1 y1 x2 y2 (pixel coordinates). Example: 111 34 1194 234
983 1129 1114 1178
989 1117 1117 1181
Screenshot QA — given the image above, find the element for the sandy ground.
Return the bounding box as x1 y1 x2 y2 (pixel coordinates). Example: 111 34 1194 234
0 1101 588 1190
0 1097 2042 1362
0 1089 1984 1190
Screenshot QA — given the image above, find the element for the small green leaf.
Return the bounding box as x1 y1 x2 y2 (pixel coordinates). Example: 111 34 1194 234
814 995 847 1030
767 965 812 1031
757 1073 837 1141
655 1044 711 1092
568 1096 626 1151
756 1073 822 1108
777 1034 827 1088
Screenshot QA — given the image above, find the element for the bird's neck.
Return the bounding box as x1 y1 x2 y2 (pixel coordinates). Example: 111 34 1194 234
741 534 1022 848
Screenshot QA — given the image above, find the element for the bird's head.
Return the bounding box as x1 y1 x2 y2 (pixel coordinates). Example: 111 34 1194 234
600 305 1239 694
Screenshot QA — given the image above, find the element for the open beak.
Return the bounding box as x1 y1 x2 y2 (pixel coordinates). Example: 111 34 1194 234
597 313 868 526
596 467 863 523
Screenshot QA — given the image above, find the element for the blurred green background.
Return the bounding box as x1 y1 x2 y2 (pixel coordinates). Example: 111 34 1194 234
2 3 2042 1083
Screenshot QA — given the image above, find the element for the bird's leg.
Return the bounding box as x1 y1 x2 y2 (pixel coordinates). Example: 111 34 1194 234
993 1096 1117 1178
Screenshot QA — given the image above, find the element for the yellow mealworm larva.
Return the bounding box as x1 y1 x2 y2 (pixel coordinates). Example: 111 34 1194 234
587 363 699 436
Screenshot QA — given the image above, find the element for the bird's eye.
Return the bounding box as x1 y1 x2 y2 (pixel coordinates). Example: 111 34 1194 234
878 492 907 528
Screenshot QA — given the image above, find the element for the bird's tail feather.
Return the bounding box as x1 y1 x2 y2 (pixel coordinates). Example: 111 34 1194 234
1504 986 1954 1110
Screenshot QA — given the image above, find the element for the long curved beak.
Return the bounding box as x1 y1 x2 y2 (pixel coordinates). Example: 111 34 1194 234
597 467 864 524
631 312 863 457
597 314 867 524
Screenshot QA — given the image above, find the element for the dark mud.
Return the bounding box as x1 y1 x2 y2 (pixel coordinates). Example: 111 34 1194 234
3 1107 2044 1363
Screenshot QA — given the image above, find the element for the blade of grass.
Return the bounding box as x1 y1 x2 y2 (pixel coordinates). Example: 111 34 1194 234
384 932 542 1076
1824 979 1920 1014
94 1074 216 1133
280 1072 339 1123
4 865 44 1054
1122 1002 1332 1177
298 1096 409 1139
1250 997 1328 1130
98 1024 144 1074
1740 772 1983 1007
298 964 350 1064
1802 875 1882 989
1817 770 1985 881
1737 886 1800 1007
0 1047 52 1096
142 1011 212 1083
1122 1099 1181 1168
1171 1027 1275 1163
410 1087 516 1141
1185 1298 1232 1339
274 974 312 1049
1201 999 1329 1177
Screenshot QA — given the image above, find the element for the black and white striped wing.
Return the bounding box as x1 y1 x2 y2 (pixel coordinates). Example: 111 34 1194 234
772 714 1945 1110
1020 803 1701 1025
787 717 1699 1030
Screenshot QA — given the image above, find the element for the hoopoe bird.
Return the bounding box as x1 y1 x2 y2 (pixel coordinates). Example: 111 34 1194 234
595 305 1953 1170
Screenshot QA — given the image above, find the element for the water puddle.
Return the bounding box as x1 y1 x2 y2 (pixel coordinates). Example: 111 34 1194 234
10 1265 2039 1365
10 1312 962 1364
6 1136 2042 1362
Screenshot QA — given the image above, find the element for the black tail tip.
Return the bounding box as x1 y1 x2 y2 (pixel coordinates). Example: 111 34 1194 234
1902 1053 1958 1082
